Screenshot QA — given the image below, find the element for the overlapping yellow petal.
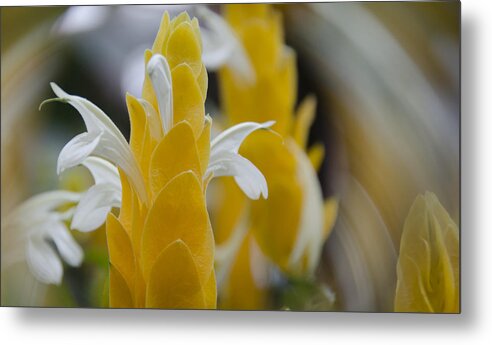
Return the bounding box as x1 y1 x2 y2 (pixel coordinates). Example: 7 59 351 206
149 121 201 197
171 63 205 137
106 213 135 290
240 132 302 271
146 240 206 309
394 192 459 313
166 21 202 76
109 264 133 308
141 171 213 285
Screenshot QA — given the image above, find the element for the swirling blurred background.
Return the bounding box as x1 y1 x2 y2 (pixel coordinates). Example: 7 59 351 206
1 2 459 310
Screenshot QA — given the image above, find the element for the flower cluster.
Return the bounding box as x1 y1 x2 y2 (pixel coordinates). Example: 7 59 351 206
5 11 273 309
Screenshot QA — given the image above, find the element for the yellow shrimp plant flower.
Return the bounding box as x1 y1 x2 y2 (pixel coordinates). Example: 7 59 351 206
43 11 272 309
199 4 338 308
394 192 459 313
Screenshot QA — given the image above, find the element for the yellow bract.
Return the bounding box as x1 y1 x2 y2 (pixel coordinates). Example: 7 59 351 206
394 192 459 313
216 4 338 308
106 11 216 309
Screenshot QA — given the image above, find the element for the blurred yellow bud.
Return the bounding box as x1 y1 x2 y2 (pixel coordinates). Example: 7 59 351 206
395 192 459 313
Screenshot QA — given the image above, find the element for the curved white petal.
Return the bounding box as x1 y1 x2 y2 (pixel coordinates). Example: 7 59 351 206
207 151 268 200
81 156 121 192
48 222 83 267
288 141 325 275
6 191 80 225
210 121 275 156
146 54 173 134
71 183 120 232
2 190 87 286
26 237 63 285
57 131 102 175
197 6 255 83
47 83 147 203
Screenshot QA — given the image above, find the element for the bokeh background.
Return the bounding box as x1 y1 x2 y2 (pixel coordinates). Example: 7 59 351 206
1 2 459 310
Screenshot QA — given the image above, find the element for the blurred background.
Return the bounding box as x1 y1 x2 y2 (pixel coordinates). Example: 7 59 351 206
1 2 459 310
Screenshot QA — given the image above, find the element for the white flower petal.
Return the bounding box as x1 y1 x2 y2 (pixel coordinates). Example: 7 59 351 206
197 6 255 83
81 156 121 193
146 54 173 134
50 83 127 145
210 121 275 156
207 151 268 200
71 183 120 232
7 191 81 224
288 142 325 275
26 237 63 285
48 222 83 267
57 131 102 175
47 83 147 203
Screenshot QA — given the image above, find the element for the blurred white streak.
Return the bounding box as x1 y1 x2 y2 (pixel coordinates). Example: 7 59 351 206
52 6 110 36
328 178 397 311
312 3 458 160
431 34 460 91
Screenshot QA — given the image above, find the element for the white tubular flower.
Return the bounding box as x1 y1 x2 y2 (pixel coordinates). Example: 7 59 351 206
71 157 122 232
207 121 274 200
1 191 83 285
196 6 255 84
41 83 147 203
146 54 173 134
288 142 325 275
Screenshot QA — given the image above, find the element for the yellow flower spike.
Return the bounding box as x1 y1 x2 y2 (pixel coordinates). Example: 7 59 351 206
218 6 296 137
394 192 459 313
149 122 202 196
213 4 339 303
45 10 271 309
141 171 214 285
